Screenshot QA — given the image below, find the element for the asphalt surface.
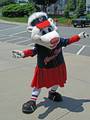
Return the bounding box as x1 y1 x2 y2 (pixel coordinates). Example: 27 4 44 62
0 21 90 120
0 21 90 56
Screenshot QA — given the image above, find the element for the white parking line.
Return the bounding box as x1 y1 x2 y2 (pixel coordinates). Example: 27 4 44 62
10 31 27 36
76 45 86 55
17 39 30 44
0 26 22 31
0 34 8 38
0 35 18 41
6 37 25 42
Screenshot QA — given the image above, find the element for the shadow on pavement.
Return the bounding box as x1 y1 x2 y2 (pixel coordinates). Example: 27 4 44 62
37 96 90 119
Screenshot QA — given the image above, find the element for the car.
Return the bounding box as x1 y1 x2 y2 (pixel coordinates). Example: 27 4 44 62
72 16 90 27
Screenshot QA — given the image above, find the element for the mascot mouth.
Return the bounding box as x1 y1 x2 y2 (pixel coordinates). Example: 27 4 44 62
50 43 58 48
50 37 59 48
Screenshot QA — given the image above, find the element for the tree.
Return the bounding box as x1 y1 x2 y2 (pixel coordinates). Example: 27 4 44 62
76 0 86 17
64 7 70 18
32 0 58 12
64 0 76 18
66 0 76 11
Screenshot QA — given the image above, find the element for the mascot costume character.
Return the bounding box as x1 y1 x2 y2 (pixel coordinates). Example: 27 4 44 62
12 12 89 114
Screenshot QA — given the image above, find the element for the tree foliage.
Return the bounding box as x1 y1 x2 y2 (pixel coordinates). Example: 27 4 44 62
64 0 86 18
66 0 76 11
32 0 57 5
2 3 36 17
32 0 58 12
64 0 76 18
64 7 70 18
76 0 86 17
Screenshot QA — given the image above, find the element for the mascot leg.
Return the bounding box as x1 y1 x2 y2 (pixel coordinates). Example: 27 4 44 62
22 88 41 114
48 85 63 102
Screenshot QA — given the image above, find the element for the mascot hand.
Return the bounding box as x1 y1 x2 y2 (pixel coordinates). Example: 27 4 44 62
78 32 89 39
12 50 24 58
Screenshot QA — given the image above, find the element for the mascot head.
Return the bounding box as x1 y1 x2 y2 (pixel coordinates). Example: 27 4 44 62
27 12 60 49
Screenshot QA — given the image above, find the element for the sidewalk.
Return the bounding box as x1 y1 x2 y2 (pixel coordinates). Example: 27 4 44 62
0 42 90 120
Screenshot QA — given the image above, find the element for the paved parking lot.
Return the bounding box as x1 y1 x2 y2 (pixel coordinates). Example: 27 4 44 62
0 22 90 56
0 21 90 120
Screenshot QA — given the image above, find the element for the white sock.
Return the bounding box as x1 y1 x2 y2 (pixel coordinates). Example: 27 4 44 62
31 88 41 101
50 85 58 92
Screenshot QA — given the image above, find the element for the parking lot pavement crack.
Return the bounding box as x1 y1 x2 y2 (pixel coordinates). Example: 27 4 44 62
55 105 83 120
69 75 90 85
55 111 70 120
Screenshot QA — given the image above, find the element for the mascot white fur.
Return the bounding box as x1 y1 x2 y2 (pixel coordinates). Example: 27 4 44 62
12 12 89 114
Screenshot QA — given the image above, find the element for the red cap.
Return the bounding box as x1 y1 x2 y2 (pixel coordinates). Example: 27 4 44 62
36 20 50 29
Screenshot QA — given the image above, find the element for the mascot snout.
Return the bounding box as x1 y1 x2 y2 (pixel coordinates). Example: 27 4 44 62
40 30 60 49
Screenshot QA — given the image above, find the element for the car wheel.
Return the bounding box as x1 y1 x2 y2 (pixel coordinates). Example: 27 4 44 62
81 24 84 28
73 24 77 27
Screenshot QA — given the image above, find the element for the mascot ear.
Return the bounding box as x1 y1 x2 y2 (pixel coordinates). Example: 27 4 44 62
27 26 33 32
27 12 48 32
48 18 58 30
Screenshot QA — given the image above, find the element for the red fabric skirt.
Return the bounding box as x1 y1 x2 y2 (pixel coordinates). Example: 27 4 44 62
31 63 67 89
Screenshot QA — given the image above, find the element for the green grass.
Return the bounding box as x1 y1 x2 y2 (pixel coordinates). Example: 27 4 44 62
0 15 90 25
57 17 72 25
0 15 72 26
0 16 28 23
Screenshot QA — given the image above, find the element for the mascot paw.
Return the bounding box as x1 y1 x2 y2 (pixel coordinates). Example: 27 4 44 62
48 91 63 102
78 32 89 39
12 50 24 58
22 100 37 114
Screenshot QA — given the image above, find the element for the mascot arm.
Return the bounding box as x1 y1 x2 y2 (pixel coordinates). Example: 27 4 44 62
68 35 80 44
12 48 37 58
60 35 80 47
23 48 37 58
60 32 89 47
68 32 89 44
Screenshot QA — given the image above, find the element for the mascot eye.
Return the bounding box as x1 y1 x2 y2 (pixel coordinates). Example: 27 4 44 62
48 26 53 32
31 19 38 26
42 30 46 35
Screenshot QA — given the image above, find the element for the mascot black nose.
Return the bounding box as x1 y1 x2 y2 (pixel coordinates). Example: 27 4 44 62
50 37 59 44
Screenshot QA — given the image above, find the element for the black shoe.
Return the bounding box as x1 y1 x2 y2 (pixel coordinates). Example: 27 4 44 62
22 100 37 114
48 91 63 102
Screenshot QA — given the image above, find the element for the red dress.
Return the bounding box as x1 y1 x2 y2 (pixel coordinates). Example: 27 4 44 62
23 35 80 88
31 63 67 88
